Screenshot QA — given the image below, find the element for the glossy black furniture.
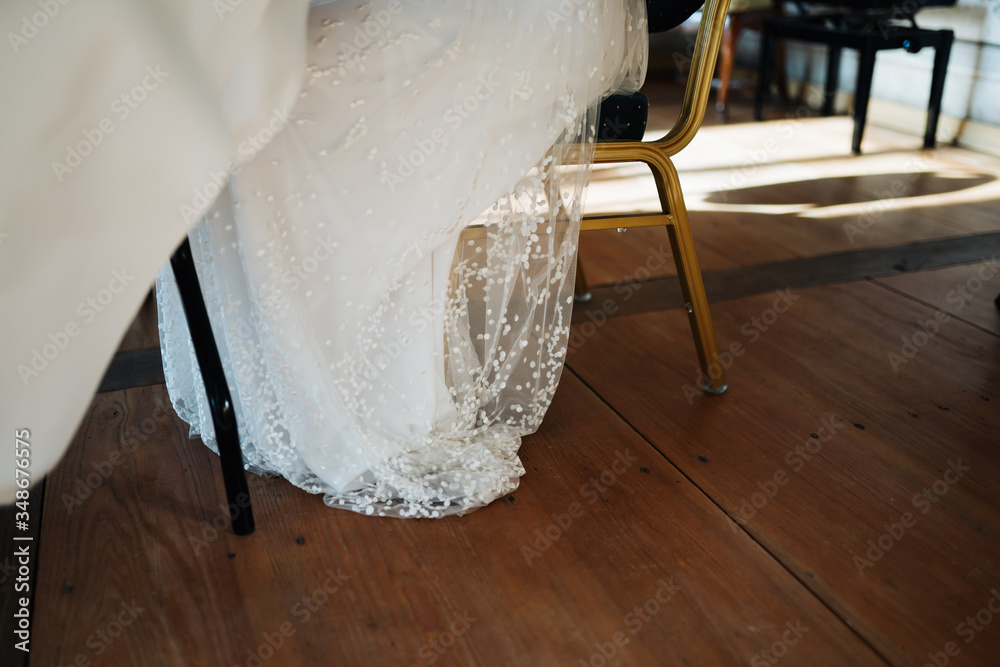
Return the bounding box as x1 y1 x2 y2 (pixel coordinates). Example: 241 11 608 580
754 8 954 154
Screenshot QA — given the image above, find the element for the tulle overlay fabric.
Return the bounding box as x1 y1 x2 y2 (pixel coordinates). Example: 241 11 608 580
156 0 648 517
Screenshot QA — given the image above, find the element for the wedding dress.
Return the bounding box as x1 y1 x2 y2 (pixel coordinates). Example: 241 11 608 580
0 0 647 512
157 0 648 518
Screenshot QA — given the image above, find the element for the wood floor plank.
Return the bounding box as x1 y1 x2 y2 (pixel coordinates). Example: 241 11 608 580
31 385 260 667
31 376 884 666
874 260 1000 336
0 480 44 666
566 280 1000 666
94 236 999 392
115 291 159 352
97 348 164 394
96 291 164 392
573 232 1000 323
30 77 1000 667
582 114 1000 289
582 166 984 286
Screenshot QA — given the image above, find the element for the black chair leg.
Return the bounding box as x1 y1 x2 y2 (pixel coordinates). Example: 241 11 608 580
925 31 953 150
822 45 841 117
852 40 877 155
170 237 255 536
754 27 775 121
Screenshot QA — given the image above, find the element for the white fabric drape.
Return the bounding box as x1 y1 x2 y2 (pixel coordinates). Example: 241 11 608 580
1 0 647 514
0 0 310 503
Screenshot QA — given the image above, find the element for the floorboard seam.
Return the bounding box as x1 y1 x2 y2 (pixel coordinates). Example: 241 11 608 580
562 363 895 667
868 279 1000 339
574 231 1000 322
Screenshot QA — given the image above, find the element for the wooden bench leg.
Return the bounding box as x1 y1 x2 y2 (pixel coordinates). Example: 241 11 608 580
852 41 877 155
575 257 592 303
754 27 776 121
716 15 739 114
925 32 953 150
823 45 841 117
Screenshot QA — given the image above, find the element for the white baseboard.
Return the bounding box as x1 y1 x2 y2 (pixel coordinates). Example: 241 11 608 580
866 98 1000 158
794 80 1000 158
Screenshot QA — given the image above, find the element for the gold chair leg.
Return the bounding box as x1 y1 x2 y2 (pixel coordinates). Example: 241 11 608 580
546 159 595 304
574 257 592 302
649 156 728 394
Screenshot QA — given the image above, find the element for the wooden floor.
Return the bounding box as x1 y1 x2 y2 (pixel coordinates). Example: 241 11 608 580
4 81 1000 666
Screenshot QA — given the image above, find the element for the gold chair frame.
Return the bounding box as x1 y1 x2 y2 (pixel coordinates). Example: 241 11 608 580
579 0 732 394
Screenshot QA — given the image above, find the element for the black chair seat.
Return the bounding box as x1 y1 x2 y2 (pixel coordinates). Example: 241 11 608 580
597 91 649 142
646 0 708 34
594 0 707 142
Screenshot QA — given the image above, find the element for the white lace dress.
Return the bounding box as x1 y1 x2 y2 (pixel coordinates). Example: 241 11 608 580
155 0 648 518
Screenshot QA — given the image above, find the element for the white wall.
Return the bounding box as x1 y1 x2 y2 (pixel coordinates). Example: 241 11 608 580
738 1 1000 128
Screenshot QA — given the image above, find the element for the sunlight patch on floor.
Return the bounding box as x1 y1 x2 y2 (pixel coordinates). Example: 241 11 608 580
585 117 1000 223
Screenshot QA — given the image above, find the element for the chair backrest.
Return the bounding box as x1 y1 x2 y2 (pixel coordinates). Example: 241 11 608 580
646 0 713 33
654 0 733 156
